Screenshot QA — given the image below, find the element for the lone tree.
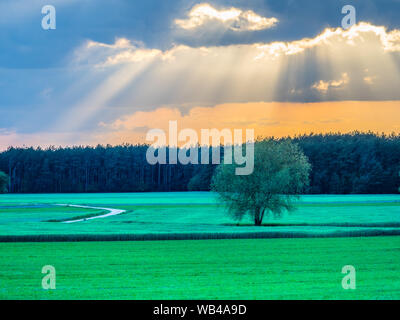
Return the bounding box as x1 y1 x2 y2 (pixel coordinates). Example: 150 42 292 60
0 171 8 193
211 139 311 226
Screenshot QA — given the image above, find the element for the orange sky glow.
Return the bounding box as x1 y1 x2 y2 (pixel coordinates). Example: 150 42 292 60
99 100 400 146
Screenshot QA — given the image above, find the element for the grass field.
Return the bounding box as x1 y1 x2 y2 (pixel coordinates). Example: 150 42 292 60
1 237 399 299
0 192 399 299
0 192 400 238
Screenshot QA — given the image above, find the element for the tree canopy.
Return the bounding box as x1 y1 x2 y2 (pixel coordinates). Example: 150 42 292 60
211 139 311 226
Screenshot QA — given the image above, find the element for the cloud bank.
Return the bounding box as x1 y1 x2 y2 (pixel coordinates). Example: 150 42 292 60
175 3 278 32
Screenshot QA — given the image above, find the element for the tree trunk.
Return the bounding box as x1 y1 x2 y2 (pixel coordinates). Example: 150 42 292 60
254 207 266 226
260 208 266 224
254 207 262 226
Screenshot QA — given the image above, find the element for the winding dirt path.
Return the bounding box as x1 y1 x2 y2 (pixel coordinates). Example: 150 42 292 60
55 204 126 223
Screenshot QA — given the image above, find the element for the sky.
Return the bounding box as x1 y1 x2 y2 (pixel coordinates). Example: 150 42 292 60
1 0 400 149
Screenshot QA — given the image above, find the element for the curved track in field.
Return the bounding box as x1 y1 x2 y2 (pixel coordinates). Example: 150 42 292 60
55 204 126 223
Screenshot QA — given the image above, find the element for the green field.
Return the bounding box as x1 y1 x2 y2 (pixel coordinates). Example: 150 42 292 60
0 192 399 299
1 237 399 299
0 192 400 238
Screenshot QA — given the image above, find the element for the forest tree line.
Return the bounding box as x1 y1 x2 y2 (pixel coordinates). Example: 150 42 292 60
0 132 399 194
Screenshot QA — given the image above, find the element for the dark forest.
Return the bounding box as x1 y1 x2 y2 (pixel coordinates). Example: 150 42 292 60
0 132 399 194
